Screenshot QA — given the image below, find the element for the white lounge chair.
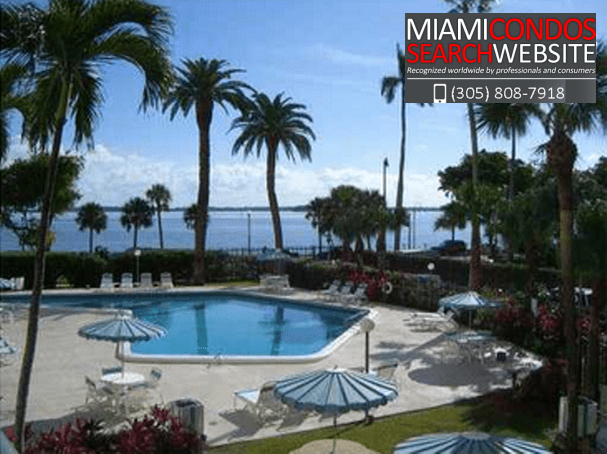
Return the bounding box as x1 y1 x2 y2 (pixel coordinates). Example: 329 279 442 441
234 382 288 423
99 273 114 291
160 272 174 289
120 273 133 289
140 272 154 289
0 336 18 366
344 283 368 305
320 280 342 301
335 281 355 302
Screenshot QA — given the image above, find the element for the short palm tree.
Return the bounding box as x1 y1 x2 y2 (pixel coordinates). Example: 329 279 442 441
75 202 107 253
0 63 31 161
231 93 315 250
164 58 251 284
381 44 432 251
441 0 497 291
120 197 153 249
434 200 467 241
146 183 171 249
0 1 173 445
539 41 607 446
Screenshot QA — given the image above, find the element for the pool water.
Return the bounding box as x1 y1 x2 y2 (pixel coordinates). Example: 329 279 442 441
2 291 367 357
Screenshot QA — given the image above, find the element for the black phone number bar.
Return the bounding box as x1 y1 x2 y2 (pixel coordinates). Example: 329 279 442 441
405 79 595 103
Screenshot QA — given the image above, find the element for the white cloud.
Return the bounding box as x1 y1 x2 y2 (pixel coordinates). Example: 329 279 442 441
4 141 446 208
307 44 391 68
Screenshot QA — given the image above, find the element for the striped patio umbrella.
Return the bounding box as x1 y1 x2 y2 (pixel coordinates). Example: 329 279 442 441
394 432 552 453
274 368 398 426
78 312 166 374
438 292 501 327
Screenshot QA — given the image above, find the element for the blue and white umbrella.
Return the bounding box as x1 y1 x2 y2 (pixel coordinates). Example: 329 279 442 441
274 368 398 426
439 292 501 327
78 312 166 373
394 432 552 454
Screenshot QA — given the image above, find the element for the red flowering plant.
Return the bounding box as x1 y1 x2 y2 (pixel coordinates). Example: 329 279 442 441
493 295 535 347
535 303 564 358
20 406 201 454
347 268 389 301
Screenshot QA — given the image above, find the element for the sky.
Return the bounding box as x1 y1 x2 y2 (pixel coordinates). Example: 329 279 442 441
3 0 606 209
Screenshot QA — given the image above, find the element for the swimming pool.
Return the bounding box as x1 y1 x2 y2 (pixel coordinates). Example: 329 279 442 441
1 290 370 364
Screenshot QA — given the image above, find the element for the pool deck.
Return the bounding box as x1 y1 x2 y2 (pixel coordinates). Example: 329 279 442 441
0 286 528 448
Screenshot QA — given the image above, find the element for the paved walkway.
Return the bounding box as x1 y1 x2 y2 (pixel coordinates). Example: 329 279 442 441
0 286 525 447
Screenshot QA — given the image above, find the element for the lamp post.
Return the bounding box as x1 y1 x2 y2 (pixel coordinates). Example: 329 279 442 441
359 317 376 373
134 249 141 285
382 157 389 200
247 211 251 255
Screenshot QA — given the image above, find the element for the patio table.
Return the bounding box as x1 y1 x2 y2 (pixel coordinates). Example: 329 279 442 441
447 331 496 363
100 372 148 414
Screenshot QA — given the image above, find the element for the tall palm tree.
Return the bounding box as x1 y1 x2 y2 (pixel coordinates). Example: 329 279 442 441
381 44 431 251
441 0 497 291
231 93 315 250
0 1 172 447
539 41 607 448
75 202 107 253
146 183 171 249
0 63 31 161
476 103 543 202
163 58 251 284
305 196 330 256
120 197 153 249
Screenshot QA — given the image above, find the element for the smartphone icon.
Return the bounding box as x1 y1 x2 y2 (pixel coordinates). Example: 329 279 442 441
433 84 447 103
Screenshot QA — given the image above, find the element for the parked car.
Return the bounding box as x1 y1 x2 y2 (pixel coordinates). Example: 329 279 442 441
431 240 466 256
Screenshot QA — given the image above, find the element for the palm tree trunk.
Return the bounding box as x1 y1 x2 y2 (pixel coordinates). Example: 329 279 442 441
89 228 94 253
509 124 516 202
192 101 212 284
394 85 406 251
266 140 283 250
14 80 71 451
133 226 138 249
548 129 579 449
587 275 605 400
467 103 482 290
157 209 164 249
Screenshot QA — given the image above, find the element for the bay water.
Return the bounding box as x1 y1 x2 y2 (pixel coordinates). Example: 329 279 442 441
0 210 472 253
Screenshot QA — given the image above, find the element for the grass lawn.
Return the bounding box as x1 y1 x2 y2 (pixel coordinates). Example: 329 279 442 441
209 391 556 453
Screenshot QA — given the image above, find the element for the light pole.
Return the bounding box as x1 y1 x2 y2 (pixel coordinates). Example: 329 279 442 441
134 249 141 285
382 157 389 200
359 317 375 373
247 211 251 255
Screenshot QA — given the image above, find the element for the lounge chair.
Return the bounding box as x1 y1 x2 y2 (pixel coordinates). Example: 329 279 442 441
99 273 114 291
140 272 154 289
120 273 133 289
321 280 342 301
336 281 355 302
160 272 174 289
344 283 368 305
234 382 289 423
373 362 398 381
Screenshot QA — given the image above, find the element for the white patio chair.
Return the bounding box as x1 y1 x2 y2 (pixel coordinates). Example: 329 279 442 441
101 365 123 376
321 280 342 301
160 272 174 289
336 281 355 302
99 273 114 291
84 376 115 410
234 382 289 423
120 273 133 289
139 272 154 289
344 283 368 305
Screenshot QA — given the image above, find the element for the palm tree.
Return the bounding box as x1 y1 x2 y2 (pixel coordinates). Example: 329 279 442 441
120 197 153 249
305 196 330 256
146 183 171 249
381 44 431 251
434 200 467 241
75 202 107 253
0 1 172 446
0 63 31 161
441 0 497 291
476 103 543 202
231 93 315 250
539 41 607 447
163 58 251 284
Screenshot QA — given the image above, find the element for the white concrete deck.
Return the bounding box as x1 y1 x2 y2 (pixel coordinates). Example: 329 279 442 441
0 286 525 448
